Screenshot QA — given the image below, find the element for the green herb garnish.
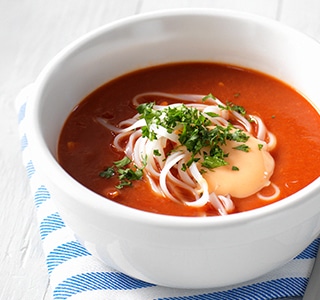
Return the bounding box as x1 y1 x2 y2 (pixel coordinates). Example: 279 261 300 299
114 156 131 168
100 156 145 189
219 101 246 115
99 167 115 179
202 93 217 102
202 155 228 169
153 149 161 156
137 96 250 171
102 94 251 189
233 144 250 152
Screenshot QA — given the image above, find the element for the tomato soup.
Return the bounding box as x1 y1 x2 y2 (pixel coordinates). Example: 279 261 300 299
58 62 320 216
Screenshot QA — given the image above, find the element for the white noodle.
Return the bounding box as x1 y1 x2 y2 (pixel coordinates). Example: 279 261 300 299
113 130 132 152
125 129 142 157
149 124 180 143
166 171 199 200
177 159 196 187
252 116 266 140
208 193 227 215
132 92 212 106
266 132 277 151
218 195 235 213
97 92 277 216
97 116 146 133
185 163 209 207
257 183 280 201
145 140 163 177
159 151 185 202
132 136 147 168
232 110 252 132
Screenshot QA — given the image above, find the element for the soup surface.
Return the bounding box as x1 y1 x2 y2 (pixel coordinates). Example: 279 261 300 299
58 62 320 216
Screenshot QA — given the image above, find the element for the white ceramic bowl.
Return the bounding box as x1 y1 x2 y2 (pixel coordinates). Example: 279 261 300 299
28 9 320 289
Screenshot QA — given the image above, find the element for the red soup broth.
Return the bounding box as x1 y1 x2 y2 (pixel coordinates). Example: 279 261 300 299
58 62 320 217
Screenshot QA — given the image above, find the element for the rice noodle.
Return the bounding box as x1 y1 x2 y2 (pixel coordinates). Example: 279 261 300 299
232 111 252 132
251 116 266 140
266 132 277 151
218 195 235 213
159 151 186 203
185 162 210 207
132 92 214 106
209 193 228 215
97 92 277 216
257 183 280 201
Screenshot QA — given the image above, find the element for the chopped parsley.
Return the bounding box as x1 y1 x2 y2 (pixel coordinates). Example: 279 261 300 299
101 94 252 189
99 167 115 179
233 144 250 152
202 155 228 169
114 156 131 168
218 101 246 115
137 96 250 171
153 149 161 156
202 93 217 102
100 156 145 189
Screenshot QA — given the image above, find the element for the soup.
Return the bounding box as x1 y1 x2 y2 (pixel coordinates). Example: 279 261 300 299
58 62 320 217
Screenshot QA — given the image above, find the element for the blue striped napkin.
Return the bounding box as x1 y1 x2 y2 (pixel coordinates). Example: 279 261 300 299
17 85 320 300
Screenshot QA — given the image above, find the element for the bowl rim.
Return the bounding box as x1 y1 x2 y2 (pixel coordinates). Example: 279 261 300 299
30 8 320 228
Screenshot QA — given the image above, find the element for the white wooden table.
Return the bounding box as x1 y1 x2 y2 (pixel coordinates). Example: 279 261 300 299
1 1 320 299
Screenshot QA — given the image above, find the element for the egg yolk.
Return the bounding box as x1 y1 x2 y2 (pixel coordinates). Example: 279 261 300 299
202 134 275 198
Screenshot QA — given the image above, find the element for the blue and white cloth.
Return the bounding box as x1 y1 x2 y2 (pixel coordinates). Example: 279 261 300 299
17 85 320 300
